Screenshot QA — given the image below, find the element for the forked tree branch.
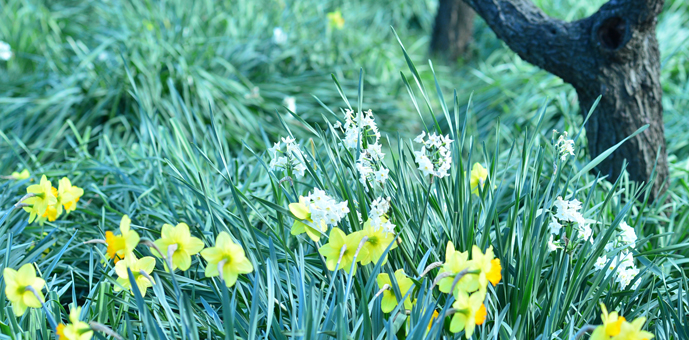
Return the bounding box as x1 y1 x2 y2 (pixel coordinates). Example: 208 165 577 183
461 0 588 85
460 0 664 88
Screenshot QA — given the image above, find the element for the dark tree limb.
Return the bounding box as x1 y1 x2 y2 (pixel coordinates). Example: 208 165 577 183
431 0 475 60
461 0 668 199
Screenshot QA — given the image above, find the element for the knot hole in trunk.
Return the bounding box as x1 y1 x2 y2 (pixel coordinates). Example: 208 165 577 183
597 17 627 50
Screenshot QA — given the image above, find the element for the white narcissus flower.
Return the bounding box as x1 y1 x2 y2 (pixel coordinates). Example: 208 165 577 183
578 223 593 243
413 131 453 178
293 163 307 178
554 131 575 161
267 135 312 179
547 235 558 252
619 221 637 248
367 143 384 160
368 197 394 233
0 41 11 61
334 108 388 187
373 168 389 183
268 141 281 158
273 27 288 45
302 189 348 227
594 256 607 271
548 217 562 234
283 96 296 113
617 266 639 288
414 131 426 143
553 197 585 224
417 158 435 177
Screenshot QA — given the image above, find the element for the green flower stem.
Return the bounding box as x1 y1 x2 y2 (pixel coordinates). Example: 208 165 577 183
574 325 597 339
14 193 35 209
88 322 124 340
373 284 390 301
448 269 470 296
411 178 434 263
420 261 443 277
344 236 368 302
25 285 58 332
83 239 107 245
217 259 228 284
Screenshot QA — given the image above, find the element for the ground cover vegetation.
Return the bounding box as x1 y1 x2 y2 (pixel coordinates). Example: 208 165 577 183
1 0 689 339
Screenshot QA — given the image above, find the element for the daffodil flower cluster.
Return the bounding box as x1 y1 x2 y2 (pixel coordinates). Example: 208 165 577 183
547 196 593 251
334 109 389 187
371 241 501 338
317 196 398 273
5 211 253 338
339 108 381 150
413 131 453 178
593 221 640 289
289 188 349 241
437 242 501 338
268 136 309 178
20 175 84 225
590 303 653 340
98 215 252 295
554 130 575 161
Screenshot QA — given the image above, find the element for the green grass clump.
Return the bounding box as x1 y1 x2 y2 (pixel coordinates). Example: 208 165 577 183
1 0 689 339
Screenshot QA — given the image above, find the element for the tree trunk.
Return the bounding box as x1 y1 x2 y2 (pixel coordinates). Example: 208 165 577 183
460 0 668 199
431 0 475 60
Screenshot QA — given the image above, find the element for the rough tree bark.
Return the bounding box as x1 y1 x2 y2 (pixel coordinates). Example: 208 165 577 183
460 0 668 199
431 0 476 60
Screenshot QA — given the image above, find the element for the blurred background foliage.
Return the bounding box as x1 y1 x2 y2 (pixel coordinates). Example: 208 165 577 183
1 0 687 158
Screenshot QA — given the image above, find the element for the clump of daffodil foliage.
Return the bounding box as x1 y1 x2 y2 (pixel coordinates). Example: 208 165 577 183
2 32 687 340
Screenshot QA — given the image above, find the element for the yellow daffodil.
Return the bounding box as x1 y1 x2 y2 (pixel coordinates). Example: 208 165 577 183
57 177 84 213
358 218 397 266
318 228 368 274
327 10 345 29
153 222 205 271
56 306 93 340
3 263 45 316
200 231 253 287
438 242 476 297
468 163 488 195
35 187 60 226
10 169 30 180
22 175 57 223
471 245 502 290
114 254 155 297
290 196 327 242
590 304 654 340
616 317 654 340
376 269 414 313
449 291 486 338
105 215 140 263
33 178 84 225
427 310 440 333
